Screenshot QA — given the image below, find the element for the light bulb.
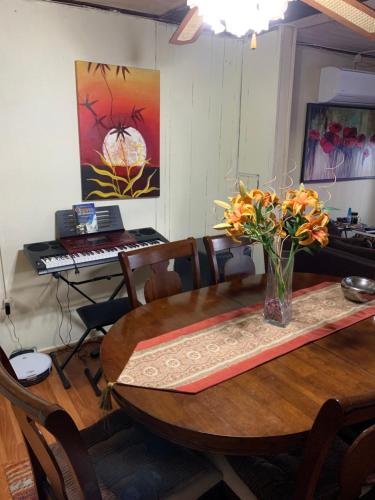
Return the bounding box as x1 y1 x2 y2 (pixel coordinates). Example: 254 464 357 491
188 0 295 38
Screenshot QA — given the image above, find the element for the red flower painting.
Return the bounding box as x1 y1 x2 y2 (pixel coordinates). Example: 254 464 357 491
302 104 375 183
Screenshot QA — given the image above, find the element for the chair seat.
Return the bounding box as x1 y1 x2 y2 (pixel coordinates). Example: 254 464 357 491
227 438 349 500
77 298 132 330
53 410 221 500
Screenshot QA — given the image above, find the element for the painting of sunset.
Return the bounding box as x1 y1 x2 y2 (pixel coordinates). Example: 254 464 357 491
75 60 160 200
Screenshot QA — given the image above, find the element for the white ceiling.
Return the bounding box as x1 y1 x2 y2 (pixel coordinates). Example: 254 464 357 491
69 0 185 15
297 21 375 53
50 0 375 55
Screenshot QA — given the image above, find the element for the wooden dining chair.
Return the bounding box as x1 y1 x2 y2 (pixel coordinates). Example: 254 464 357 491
81 238 201 396
203 235 258 285
227 392 375 500
0 347 222 499
119 237 201 309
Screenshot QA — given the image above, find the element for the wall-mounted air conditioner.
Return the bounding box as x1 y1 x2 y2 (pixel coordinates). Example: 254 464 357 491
319 67 375 106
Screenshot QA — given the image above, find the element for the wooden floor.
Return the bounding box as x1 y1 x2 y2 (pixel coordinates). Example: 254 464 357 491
0 342 109 499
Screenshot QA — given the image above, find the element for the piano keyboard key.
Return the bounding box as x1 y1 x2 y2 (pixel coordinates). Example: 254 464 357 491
38 239 164 273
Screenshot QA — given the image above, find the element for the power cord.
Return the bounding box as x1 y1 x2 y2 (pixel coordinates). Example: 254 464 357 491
5 314 22 351
1 245 23 351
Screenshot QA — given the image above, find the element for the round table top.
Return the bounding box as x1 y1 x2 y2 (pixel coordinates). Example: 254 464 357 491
101 273 375 455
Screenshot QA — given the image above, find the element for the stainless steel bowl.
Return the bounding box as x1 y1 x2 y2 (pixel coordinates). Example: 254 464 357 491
341 276 375 303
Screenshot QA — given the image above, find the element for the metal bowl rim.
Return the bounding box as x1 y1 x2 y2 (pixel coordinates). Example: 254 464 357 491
341 276 375 294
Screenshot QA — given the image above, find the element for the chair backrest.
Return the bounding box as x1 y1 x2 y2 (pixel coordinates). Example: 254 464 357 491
119 238 201 309
203 235 257 285
294 392 375 500
0 347 101 500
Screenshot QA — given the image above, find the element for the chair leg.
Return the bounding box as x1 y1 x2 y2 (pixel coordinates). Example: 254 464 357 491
51 328 92 389
86 327 107 394
90 328 107 358
84 367 103 397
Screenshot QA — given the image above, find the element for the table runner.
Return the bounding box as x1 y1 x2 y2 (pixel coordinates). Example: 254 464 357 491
117 282 375 394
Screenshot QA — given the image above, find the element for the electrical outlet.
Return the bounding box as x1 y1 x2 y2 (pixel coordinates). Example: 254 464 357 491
2 297 12 315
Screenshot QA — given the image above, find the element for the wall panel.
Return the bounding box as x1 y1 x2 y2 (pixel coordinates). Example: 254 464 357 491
0 0 290 353
288 45 375 225
0 0 244 352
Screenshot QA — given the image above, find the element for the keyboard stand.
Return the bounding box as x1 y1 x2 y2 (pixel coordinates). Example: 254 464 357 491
84 367 103 396
52 271 124 304
50 271 126 389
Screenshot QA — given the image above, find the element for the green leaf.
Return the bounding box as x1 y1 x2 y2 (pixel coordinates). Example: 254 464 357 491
302 246 314 255
285 220 294 235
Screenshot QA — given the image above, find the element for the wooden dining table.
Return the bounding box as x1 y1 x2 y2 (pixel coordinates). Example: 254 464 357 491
101 273 375 455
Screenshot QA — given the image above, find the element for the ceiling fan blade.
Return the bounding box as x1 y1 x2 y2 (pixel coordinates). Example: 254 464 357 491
301 0 375 39
169 6 204 44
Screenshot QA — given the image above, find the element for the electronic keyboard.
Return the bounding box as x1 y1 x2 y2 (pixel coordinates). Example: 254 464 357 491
24 227 168 275
24 205 168 275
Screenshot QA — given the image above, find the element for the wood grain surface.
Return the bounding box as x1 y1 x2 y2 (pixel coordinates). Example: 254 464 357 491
101 273 375 455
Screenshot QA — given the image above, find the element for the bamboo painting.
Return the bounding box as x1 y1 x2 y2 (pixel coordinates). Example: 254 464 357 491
75 61 160 200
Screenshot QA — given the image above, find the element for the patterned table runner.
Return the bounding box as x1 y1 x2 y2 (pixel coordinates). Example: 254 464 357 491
117 282 375 394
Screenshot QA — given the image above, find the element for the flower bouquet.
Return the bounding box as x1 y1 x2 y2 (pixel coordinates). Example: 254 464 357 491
214 183 329 327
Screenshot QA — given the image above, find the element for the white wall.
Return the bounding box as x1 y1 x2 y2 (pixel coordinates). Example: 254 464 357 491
239 25 296 270
0 0 292 353
288 45 375 224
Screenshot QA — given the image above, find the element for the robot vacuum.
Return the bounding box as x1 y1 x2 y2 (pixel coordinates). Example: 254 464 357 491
10 352 52 386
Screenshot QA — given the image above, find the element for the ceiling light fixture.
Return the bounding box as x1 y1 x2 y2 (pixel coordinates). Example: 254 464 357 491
186 0 296 37
170 0 375 47
170 0 296 46
169 6 204 44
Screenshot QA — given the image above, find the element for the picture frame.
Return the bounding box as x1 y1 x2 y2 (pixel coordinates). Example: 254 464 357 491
301 102 375 183
75 60 160 201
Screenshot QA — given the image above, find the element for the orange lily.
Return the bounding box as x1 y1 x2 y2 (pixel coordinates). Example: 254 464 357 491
282 186 319 216
262 191 279 207
230 193 253 206
295 213 329 247
305 210 329 226
226 222 245 240
225 201 255 225
249 189 264 202
277 222 287 238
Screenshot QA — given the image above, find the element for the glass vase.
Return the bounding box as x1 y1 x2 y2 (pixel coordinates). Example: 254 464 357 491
264 250 294 328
